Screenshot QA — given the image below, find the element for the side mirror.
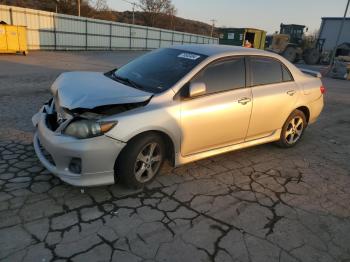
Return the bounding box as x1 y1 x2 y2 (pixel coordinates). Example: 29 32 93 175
189 82 206 98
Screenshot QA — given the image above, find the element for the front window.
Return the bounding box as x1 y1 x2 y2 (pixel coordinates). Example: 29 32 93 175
192 57 246 95
111 48 207 93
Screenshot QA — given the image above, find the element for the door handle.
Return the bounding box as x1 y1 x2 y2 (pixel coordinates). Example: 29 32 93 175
287 90 296 96
238 97 251 105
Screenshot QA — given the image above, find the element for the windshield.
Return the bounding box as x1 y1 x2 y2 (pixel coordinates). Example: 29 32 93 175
112 48 207 93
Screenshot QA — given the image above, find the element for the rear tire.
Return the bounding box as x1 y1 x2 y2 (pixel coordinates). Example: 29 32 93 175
282 46 297 63
115 133 165 189
277 110 306 148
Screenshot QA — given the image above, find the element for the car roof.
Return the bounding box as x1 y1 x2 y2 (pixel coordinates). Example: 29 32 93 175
170 44 306 81
171 44 271 57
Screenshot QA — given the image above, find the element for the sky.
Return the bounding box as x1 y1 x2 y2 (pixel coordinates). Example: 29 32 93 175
106 0 349 34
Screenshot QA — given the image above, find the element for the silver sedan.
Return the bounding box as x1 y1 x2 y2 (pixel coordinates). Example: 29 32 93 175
32 45 324 188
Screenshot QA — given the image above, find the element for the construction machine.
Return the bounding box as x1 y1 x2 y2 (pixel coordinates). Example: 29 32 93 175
267 24 324 65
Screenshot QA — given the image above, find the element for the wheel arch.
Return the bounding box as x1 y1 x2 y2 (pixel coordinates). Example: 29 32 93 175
116 130 177 168
295 106 310 123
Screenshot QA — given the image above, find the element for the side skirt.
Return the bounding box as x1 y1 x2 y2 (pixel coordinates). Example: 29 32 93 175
175 129 281 166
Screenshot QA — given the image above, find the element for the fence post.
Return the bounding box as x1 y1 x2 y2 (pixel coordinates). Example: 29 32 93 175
159 30 162 48
25 9 28 26
85 18 88 51
182 33 184 44
129 25 132 50
109 23 112 50
145 27 149 50
9 8 13 25
171 31 174 45
53 14 57 50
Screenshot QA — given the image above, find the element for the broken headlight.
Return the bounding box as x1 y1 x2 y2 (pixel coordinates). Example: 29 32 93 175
63 119 117 139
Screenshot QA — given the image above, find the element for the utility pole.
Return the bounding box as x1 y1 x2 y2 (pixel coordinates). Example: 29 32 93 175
169 7 176 30
121 0 138 25
329 0 349 65
77 0 81 16
52 0 58 13
210 19 217 37
171 13 174 30
132 2 136 25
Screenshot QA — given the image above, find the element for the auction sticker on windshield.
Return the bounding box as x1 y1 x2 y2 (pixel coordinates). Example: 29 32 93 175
178 53 201 60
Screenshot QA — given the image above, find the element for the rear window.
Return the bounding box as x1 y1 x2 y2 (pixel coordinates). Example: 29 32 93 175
282 65 293 81
250 57 283 86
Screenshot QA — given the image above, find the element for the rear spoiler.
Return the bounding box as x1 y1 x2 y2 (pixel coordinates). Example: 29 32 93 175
300 68 322 78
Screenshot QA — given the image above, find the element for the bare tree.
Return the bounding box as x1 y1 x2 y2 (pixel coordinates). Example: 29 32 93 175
92 0 109 11
166 5 176 30
138 0 176 27
47 0 91 16
90 0 116 20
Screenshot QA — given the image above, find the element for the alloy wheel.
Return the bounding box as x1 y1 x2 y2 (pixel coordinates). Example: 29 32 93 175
285 116 304 144
134 142 162 183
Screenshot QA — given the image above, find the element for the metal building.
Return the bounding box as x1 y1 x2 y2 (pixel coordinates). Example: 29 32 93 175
319 17 350 51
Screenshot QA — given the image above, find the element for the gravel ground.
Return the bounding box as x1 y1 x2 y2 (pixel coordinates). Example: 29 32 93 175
0 51 349 262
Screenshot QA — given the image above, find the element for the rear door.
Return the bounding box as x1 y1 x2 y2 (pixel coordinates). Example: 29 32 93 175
246 56 299 140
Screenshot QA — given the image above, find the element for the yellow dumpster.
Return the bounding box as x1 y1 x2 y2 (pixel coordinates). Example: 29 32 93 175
0 25 28 55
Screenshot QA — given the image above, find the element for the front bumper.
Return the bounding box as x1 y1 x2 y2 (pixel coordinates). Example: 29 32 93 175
33 112 126 187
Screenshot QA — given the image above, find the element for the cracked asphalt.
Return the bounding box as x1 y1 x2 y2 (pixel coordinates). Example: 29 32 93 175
0 51 350 262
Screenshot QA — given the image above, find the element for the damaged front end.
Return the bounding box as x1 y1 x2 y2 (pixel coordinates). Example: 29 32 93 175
33 71 154 139
33 97 150 139
31 71 156 186
32 96 132 186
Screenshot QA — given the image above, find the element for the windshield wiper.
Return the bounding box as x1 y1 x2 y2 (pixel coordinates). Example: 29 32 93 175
112 74 144 91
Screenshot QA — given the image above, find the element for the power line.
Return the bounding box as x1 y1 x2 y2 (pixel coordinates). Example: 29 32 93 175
120 0 136 5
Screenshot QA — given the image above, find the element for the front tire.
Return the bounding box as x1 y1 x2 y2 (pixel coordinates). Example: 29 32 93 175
277 110 306 148
115 133 165 189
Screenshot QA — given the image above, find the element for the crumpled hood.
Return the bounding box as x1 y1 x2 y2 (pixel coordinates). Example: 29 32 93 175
50 72 152 110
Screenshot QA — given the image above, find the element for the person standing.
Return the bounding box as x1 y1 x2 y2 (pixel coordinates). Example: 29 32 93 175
244 40 252 48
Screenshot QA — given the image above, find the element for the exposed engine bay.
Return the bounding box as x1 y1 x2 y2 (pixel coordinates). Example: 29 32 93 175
44 97 150 132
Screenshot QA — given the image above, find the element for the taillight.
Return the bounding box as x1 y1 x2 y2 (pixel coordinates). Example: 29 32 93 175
320 85 326 94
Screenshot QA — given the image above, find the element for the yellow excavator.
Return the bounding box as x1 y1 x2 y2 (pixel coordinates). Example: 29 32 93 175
266 24 324 65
